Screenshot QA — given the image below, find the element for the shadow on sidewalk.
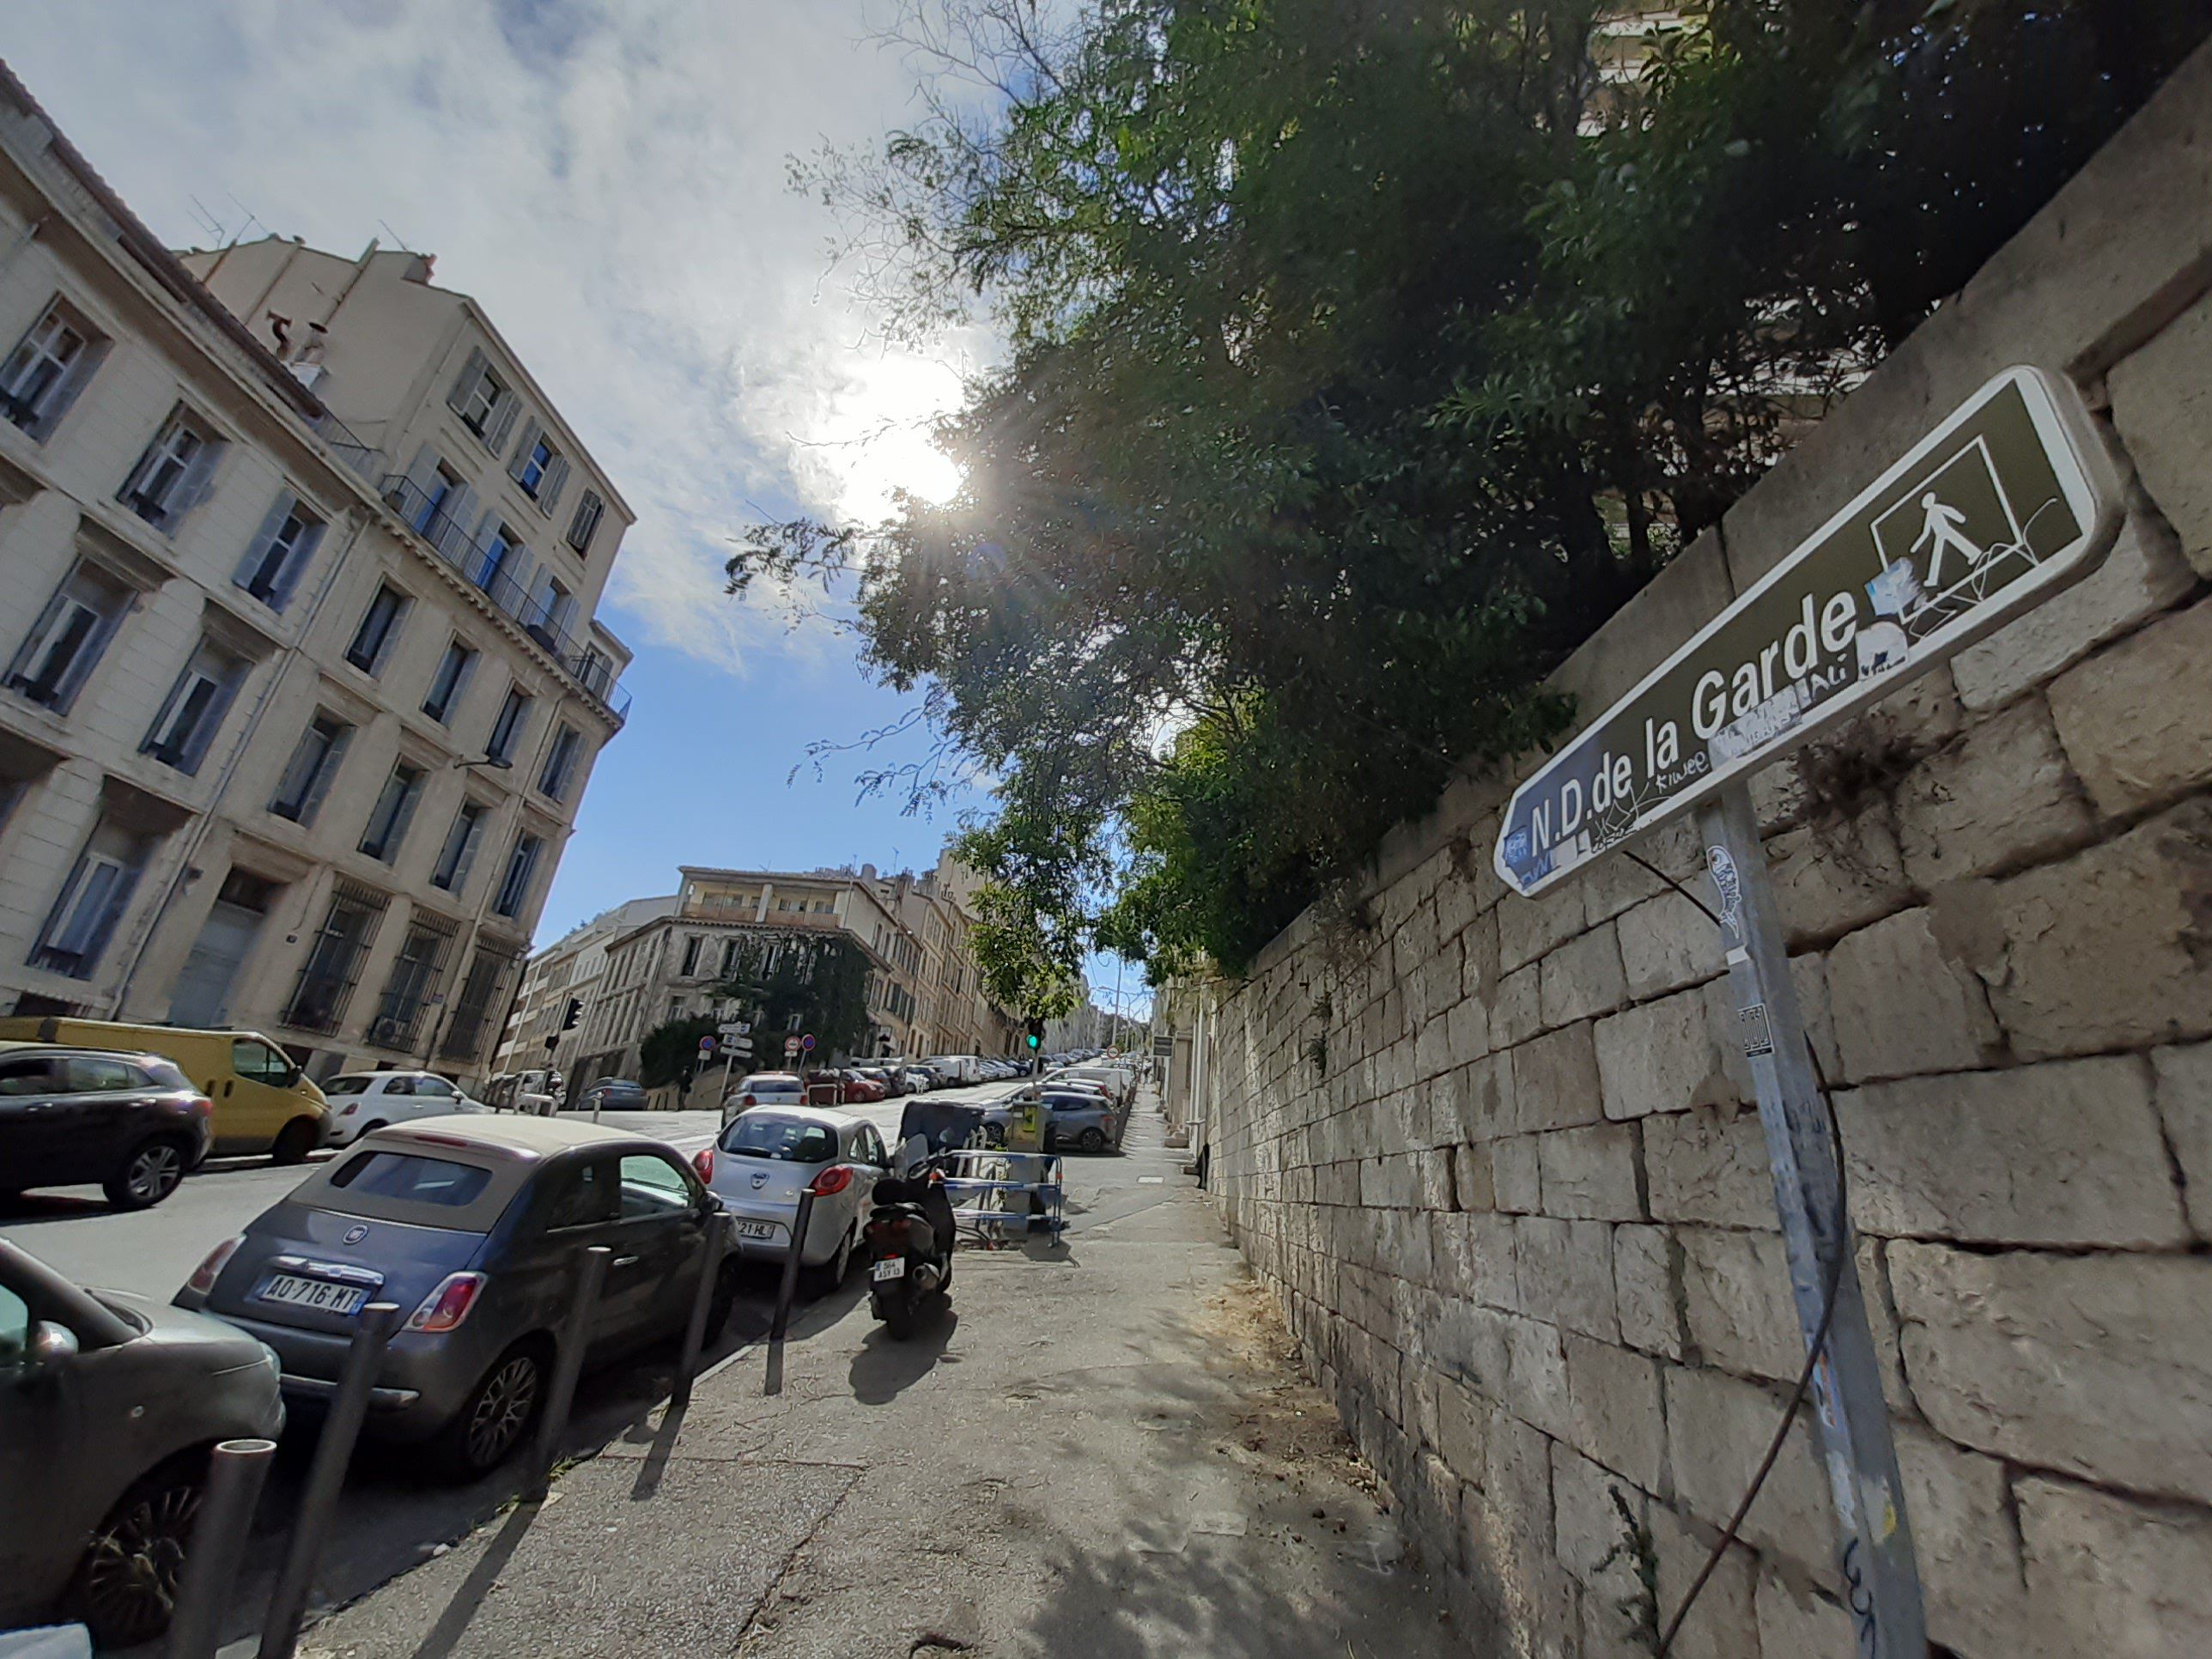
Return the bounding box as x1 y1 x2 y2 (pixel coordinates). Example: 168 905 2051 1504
848 1308 961 1404
405 1499 541 1659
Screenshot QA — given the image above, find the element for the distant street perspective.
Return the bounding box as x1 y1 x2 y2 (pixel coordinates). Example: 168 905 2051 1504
7 4 2212 1659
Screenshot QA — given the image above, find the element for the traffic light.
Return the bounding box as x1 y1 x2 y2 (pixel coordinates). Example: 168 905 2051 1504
561 998 581 1031
1024 1015 1045 1050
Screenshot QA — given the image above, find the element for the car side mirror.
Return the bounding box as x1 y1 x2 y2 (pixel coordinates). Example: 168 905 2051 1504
27 1320 78 1368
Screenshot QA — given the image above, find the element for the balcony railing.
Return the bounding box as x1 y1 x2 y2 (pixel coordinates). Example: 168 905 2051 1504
309 407 382 483
380 473 632 725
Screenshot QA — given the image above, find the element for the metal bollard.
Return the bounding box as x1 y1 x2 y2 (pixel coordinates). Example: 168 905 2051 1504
526 1243 610 1501
672 1212 732 1407
258 1301 399 1659
167 1437 277 1659
763 1188 816 1396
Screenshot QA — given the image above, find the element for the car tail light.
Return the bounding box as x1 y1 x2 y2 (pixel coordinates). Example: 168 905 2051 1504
407 1273 488 1333
191 1094 214 1117
741 1093 757 1109
186 1235 244 1294
692 1146 714 1182
809 1165 854 1197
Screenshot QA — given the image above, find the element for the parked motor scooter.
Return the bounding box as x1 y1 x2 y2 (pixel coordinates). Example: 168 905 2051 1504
863 1166 956 1338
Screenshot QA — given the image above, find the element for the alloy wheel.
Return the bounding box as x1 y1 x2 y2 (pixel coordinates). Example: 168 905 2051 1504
465 1352 542 1470
127 1142 184 1202
77 1478 199 1648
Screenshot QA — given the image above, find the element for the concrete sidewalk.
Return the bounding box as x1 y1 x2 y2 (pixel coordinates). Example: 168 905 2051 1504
297 1105 1465 1658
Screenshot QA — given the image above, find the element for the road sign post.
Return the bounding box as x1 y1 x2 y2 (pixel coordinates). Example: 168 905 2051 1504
1492 366 2122 1659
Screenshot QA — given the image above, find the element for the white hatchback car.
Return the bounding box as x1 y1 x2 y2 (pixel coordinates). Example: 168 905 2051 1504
321 1071 489 1146
692 1106 890 1288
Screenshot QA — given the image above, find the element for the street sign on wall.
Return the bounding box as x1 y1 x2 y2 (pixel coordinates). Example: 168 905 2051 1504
783 1036 800 1057
1494 367 2119 897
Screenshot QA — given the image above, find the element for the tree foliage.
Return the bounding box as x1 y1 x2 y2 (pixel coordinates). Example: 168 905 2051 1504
718 933 878 1061
738 0 2210 978
638 1013 720 1091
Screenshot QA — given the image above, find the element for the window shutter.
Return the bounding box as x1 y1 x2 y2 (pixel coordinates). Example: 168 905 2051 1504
484 389 520 454
507 418 541 483
447 347 487 414
453 808 487 890
34 337 107 441
83 860 144 969
166 438 225 529
301 726 350 823
396 442 441 512
438 484 477 560
116 423 167 506
182 662 245 773
273 519 325 610
538 453 568 516
56 592 132 711
5 587 73 687
385 775 425 858
567 490 602 552
234 492 297 592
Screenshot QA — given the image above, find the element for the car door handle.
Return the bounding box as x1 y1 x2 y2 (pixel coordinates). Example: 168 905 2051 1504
612 1255 640 1268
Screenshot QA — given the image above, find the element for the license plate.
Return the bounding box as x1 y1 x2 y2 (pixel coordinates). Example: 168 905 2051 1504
871 1257 906 1281
735 1220 780 1241
259 1273 368 1316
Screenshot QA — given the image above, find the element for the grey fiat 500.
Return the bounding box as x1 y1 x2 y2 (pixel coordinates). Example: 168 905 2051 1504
175 1117 736 1478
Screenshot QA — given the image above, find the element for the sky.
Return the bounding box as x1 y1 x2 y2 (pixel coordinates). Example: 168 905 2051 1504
8 0 1148 1021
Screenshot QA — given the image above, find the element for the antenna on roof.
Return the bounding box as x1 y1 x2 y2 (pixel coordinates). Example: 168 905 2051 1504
377 218 416 254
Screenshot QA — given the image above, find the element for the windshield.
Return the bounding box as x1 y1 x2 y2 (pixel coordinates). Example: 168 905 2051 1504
718 1114 837 1164
738 1077 802 1097
328 1151 492 1207
323 1075 374 1097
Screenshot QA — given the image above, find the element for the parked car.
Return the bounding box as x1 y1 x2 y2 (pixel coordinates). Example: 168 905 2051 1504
575 1077 647 1114
0 1018 327 1163
923 1055 981 1086
692 1107 890 1288
323 1072 489 1147
854 1066 898 1097
901 1065 939 1093
0 1043 213 1209
175 1117 737 1479
1051 1064 1135 1106
833 1069 887 1104
723 1072 805 1123
984 1088 1125 1153
1 1239 285 1647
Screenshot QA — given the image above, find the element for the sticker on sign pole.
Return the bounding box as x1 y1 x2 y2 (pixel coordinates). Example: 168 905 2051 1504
1494 366 2118 897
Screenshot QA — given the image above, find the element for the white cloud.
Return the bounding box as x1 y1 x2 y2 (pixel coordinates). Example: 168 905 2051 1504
5 0 991 675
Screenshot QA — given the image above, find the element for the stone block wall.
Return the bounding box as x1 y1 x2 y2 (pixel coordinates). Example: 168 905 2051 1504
1198 42 2212 1659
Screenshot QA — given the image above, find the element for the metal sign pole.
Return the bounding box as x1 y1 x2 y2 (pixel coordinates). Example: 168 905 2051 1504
1698 781 1924 1658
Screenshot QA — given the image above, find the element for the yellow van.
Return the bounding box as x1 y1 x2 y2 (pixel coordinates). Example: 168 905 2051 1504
0 1018 329 1161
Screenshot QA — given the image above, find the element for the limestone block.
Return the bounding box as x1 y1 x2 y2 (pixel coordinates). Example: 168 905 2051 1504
1443 1051 1516 1144
1888 1242 2212 1504
1414 1009 1454 1083
1836 1056 2189 1249
1492 966 1541 1050
1644 1106 1778 1232
1536 1122 1644 1223
1650 1505 1763 1659
1462 907 1502 1003
1952 511 2197 709
1764 814 1913 950
1894 1423 2031 1657
1616 890 1726 1001
1824 907 2006 1084
1436 1376 1490 1487
1753 1571 1857 1657
2019 1475 2212 1659
1596 983 1731 1122
1502 879 1589 975
2151 1039 2212 1238
1511 1021 1605 1133
1415 937 1465 1029
1445 994 1492 1073
1515 1215 1620 1344
1358 1153 1421 1210
1452 1142 1498 1212
1582 841 1668 926
1973 797 2212 1058
1435 1297 1516 1403
1563 1333 1666 1492
2112 287 2212 579
1493 1134 1543 1214
1434 1210 1520 1313
1552 1439 1649 1613
1896 695 2095 885
1505 1315 1571 1440
1540 921 1629 1029
1613 1224 1683 1361
2049 597 2212 817
1663 1363 1837 1577
1481 1412 1565 1631
1680 1226 1801 1382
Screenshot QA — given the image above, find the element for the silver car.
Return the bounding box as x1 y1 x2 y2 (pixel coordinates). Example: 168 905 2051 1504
697 1108 889 1287
177 1117 734 1479
2 1240 284 1648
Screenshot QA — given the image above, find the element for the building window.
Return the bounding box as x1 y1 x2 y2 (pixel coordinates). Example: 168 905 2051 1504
270 712 351 824
29 818 153 979
567 489 605 553
441 942 522 1060
680 935 702 977
142 638 246 775
4 562 131 713
368 918 457 1049
422 638 477 725
234 492 325 611
118 406 222 532
720 937 739 977
1 299 103 440
507 418 568 512
447 347 516 451
526 572 573 650
431 800 486 892
359 763 426 863
345 584 409 675
471 522 521 595
485 686 532 764
519 435 554 495
538 723 580 801
284 883 386 1034
494 831 543 919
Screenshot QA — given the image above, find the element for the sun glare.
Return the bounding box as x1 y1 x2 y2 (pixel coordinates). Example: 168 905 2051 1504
827 353 969 520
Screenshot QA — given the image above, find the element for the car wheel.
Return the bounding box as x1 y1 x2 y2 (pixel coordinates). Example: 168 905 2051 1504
68 1459 203 1649
805 1225 854 1295
104 1136 190 1209
434 1341 548 1479
270 1117 319 1164
707 1260 741 1335
1077 1127 1107 1153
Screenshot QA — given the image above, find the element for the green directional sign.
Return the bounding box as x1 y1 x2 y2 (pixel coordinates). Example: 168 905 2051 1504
1495 366 2118 897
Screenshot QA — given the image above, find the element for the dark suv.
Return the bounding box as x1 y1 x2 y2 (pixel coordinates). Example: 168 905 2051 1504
0 1042 213 1210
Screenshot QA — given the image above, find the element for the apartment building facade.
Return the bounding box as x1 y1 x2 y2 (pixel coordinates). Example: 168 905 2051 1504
492 891 675 1092
0 64 631 1082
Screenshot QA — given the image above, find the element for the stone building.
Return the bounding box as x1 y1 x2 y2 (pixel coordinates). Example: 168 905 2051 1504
492 892 675 1091
0 63 630 1082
